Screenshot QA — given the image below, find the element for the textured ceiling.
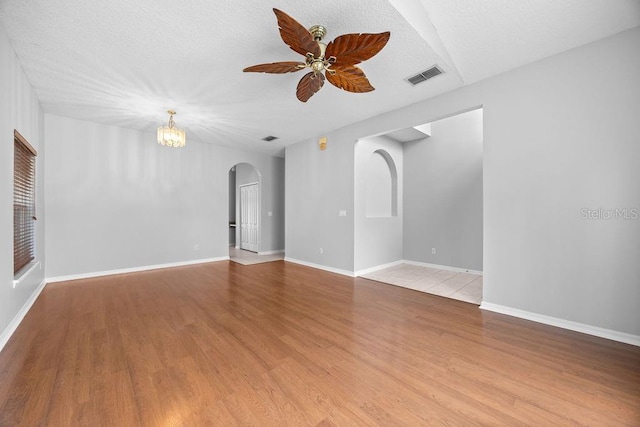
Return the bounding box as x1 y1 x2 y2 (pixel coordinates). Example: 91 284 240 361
1 0 638 156
420 0 640 84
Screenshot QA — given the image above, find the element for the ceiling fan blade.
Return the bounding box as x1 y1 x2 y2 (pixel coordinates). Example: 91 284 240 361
326 65 375 93
243 61 306 74
325 32 390 66
273 9 321 58
296 72 325 102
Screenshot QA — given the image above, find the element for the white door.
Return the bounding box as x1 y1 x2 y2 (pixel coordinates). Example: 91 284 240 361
240 183 259 252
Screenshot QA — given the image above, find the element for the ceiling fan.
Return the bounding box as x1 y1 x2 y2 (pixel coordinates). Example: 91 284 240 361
243 8 390 103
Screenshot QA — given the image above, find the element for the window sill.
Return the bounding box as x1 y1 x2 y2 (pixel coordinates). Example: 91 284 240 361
13 261 40 288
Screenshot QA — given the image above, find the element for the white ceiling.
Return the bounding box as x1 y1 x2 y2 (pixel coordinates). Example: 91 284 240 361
1 0 638 156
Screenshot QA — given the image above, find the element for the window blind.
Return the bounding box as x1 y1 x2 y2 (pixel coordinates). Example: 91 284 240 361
14 130 37 274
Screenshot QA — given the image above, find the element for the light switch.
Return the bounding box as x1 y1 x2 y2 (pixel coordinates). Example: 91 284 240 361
268 211 272 216
339 210 347 217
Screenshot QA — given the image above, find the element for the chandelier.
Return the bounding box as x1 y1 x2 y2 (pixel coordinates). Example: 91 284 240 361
157 110 185 147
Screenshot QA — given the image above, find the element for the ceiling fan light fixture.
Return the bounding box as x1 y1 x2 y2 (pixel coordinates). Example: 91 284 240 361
243 9 390 103
157 110 186 148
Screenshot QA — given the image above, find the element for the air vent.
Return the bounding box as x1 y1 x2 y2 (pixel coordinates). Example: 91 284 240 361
262 135 278 142
406 66 443 86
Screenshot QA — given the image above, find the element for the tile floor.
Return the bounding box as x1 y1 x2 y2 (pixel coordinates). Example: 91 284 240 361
229 250 482 304
229 247 284 265
360 263 483 305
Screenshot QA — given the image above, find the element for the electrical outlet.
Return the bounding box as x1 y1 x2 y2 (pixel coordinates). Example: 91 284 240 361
320 248 323 254
194 244 199 251
431 248 436 254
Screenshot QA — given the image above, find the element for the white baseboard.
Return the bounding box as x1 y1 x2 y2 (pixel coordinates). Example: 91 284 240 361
46 257 229 283
355 260 404 277
403 259 483 275
284 257 356 277
0 279 47 353
258 249 285 256
480 302 640 347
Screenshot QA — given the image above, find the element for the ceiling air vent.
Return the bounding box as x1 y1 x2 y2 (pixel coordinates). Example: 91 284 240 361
262 135 278 142
406 66 443 86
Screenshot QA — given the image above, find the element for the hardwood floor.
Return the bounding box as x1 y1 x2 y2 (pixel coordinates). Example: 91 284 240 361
1 261 638 425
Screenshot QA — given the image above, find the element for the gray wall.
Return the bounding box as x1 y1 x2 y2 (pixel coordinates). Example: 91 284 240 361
228 168 236 245
264 158 285 253
236 163 259 185
285 27 640 336
44 115 285 278
0 23 45 341
404 109 483 271
354 136 403 272
285 132 355 272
